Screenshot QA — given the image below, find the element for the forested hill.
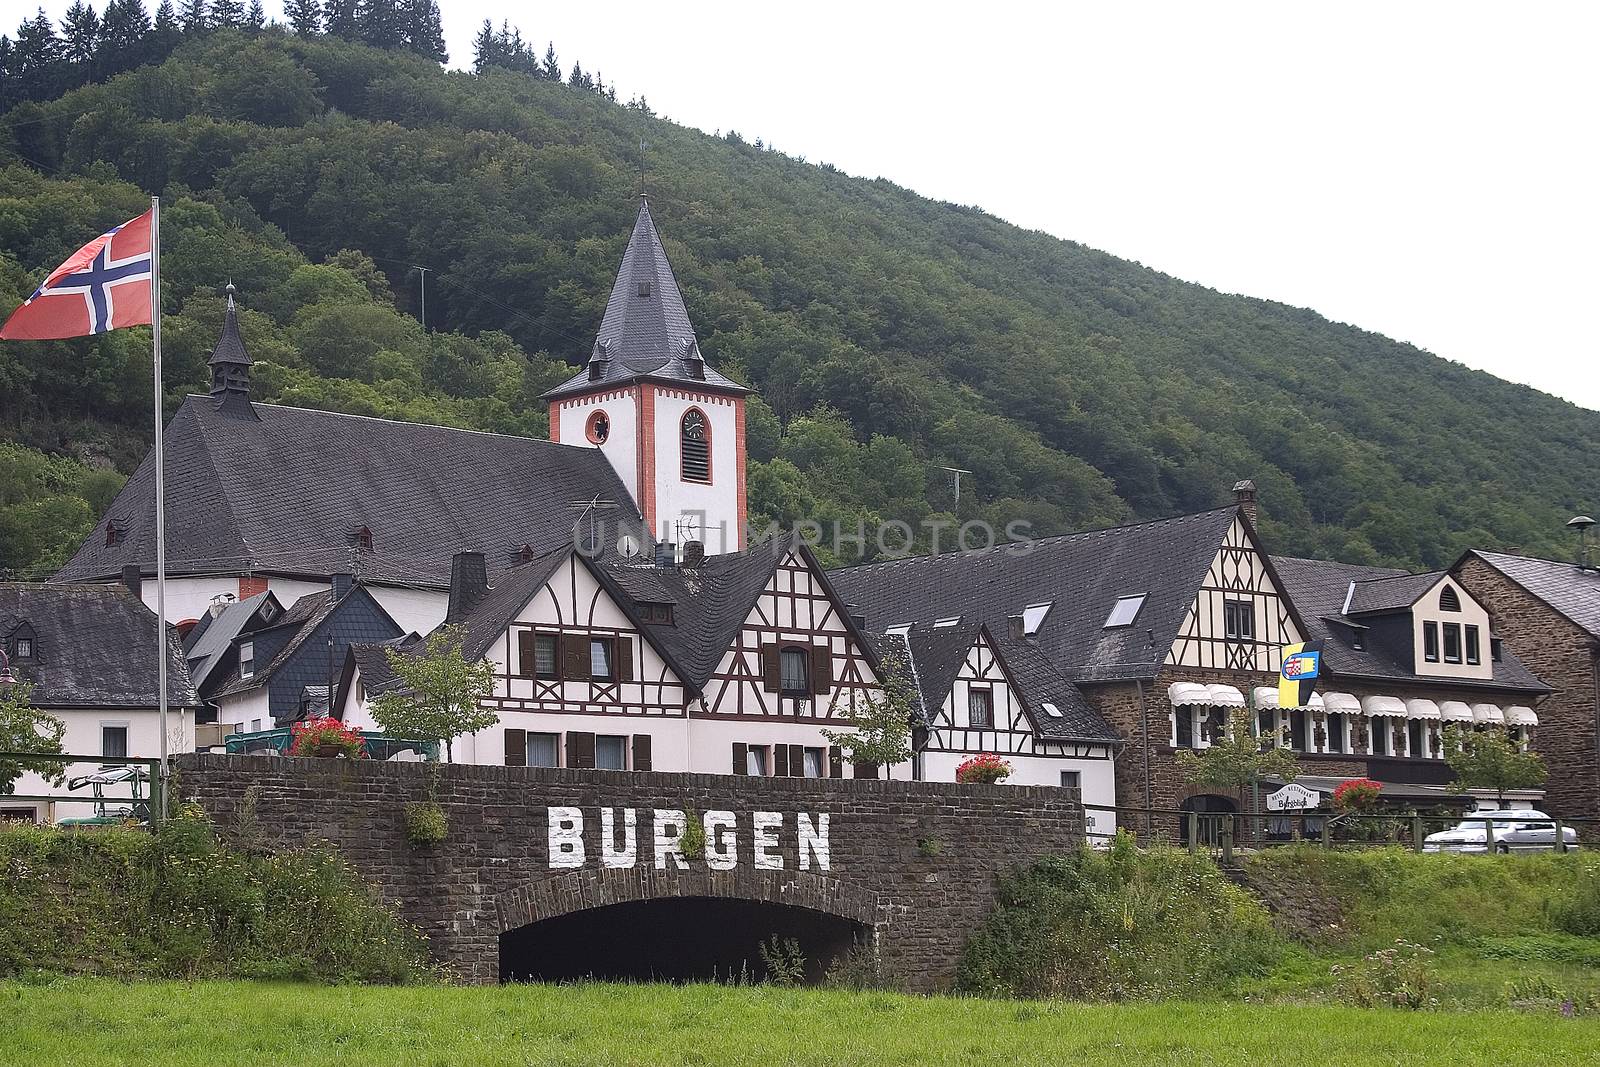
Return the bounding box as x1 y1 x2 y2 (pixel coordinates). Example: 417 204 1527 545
3 29 1598 580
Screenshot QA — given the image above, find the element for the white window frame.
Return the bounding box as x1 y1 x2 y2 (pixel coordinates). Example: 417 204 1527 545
238 640 255 679
100 721 130 759
1103 595 1146 628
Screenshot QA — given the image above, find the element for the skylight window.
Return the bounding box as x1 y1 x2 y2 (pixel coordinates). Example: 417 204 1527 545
934 616 961 628
886 624 912 636
1103 595 1146 628
1042 702 1062 717
1022 602 1053 635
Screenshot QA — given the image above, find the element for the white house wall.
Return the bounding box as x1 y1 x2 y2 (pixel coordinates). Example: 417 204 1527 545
9 706 193 824
554 389 640 512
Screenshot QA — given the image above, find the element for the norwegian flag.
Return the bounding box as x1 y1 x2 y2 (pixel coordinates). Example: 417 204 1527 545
1 209 154 340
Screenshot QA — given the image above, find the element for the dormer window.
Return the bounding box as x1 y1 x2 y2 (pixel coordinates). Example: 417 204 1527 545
1104 595 1146 628
1439 585 1461 611
352 526 373 552
637 279 652 298
638 602 674 625
105 522 125 547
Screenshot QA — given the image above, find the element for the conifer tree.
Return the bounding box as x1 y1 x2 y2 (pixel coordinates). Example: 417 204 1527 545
402 0 445 63
541 41 558 80
323 0 358 40
358 0 403 49
210 0 243 28
245 0 264 30
179 0 208 34
60 1 99 69
470 18 497 71
150 0 180 52
285 0 320 35
567 60 583 88
98 0 150 74
11 9 64 101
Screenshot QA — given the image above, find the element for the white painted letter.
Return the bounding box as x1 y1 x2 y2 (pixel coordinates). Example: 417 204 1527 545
753 811 784 870
601 807 637 869
547 806 585 869
798 812 830 871
705 810 738 870
654 808 688 870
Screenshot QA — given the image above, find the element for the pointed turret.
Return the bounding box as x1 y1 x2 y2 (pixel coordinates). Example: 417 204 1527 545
543 198 747 401
208 283 258 420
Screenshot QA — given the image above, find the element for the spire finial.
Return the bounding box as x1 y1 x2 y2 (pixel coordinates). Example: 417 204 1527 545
225 280 237 310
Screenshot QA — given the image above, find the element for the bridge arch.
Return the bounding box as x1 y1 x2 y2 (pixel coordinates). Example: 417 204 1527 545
495 868 888 984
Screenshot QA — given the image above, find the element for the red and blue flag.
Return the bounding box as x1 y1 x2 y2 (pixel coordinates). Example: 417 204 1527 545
1 210 153 340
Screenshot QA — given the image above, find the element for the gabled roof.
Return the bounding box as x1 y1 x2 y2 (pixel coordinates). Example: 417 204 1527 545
210 584 403 699
0 583 196 708
1271 555 1549 692
1344 570 1446 615
899 620 983 720
53 396 645 588
183 590 279 693
1463 550 1600 642
544 199 747 401
831 506 1242 683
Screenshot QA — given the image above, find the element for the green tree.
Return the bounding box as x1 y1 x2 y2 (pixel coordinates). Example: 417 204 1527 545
0 682 68 795
285 0 321 35
1442 724 1547 806
209 0 244 27
821 644 915 774
369 625 496 761
1176 706 1299 797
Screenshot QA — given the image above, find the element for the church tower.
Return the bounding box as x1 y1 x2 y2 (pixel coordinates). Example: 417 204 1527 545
544 199 750 555
208 282 259 421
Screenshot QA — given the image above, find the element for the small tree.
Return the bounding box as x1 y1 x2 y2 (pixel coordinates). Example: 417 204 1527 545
1175 705 1300 792
0 682 68 795
369 626 496 761
822 645 915 774
1442 724 1547 806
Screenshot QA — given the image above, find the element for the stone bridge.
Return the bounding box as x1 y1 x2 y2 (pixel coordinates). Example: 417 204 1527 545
176 755 1084 990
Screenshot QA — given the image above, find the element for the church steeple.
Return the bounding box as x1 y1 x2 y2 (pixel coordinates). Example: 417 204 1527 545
208 283 258 420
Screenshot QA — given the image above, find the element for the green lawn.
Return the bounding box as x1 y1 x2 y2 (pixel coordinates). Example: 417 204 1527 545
3 980 1599 1066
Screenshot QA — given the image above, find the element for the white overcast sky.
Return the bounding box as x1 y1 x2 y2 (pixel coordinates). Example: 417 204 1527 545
10 1 1599 410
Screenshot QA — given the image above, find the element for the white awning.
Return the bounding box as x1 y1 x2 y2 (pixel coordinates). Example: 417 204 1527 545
1206 684 1247 708
1506 705 1539 727
1439 700 1475 723
1472 703 1506 726
1405 699 1441 721
1168 682 1210 706
1253 686 1323 711
1362 695 1407 717
1322 691 1361 714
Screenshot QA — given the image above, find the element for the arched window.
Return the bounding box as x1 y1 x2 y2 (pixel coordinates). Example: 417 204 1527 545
681 408 711 483
1439 585 1461 611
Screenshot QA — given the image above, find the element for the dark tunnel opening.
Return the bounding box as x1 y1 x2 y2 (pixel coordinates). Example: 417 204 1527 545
499 896 868 985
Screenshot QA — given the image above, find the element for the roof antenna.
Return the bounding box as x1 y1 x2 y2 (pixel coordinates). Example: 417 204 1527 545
1569 515 1596 570
940 466 973 509
568 495 619 557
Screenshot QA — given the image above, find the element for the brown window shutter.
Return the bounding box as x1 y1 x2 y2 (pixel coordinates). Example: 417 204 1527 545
504 728 526 767
632 734 652 772
828 745 843 779
789 744 805 777
517 631 535 677
733 741 748 775
567 731 596 769
773 742 790 777
811 643 833 695
618 636 634 681
563 635 590 681
760 643 780 692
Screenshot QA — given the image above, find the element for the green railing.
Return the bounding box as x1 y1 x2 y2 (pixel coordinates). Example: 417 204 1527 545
0 751 165 825
224 727 439 761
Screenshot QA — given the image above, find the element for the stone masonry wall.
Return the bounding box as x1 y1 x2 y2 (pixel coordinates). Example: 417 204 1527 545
175 754 1084 991
1454 556 1600 821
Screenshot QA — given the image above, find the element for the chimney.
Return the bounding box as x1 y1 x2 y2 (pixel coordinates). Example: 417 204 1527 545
654 542 677 569
681 540 706 569
331 572 354 601
446 551 489 623
1232 479 1259 528
1007 614 1026 643
121 564 142 598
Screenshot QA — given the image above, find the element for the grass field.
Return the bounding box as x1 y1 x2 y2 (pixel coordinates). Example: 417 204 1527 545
3 979 1599 1066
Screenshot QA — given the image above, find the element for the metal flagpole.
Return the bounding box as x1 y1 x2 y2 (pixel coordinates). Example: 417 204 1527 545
150 195 168 820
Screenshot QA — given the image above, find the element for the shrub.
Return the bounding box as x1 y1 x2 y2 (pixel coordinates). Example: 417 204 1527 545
287 717 366 759
1332 778 1382 813
679 810 707 860
757 935 806 986
1551 864 1600 937
0 806 431 982
403 801 447 847
957 832 1284 1000
955 754 1012 784
1333 939 1438 1010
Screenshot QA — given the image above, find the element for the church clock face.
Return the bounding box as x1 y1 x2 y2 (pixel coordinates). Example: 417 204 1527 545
586 410 610 444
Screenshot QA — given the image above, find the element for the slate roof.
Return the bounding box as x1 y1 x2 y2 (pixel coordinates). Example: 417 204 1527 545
183 590 278 693
0 583 196 708
210 590 336 698
544 199 747 401
347 635 419 698
207 289 252 368
1465 550 1600 641
53 397 644 588
1344 571 1444 615
1271 555 1548 692
831 507 1242 683
899 621 983 720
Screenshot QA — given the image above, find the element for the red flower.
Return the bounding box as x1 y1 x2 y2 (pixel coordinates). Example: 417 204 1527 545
955 753 1013 784
1333 777 1382 813
288 717 367 758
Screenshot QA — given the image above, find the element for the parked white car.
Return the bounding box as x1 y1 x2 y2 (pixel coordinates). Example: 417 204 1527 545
1423 809 1579 854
